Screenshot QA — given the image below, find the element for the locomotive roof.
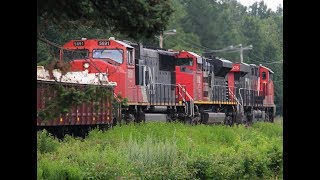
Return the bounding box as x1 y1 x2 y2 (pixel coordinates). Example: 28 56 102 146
187 51 201 58
241 62 250 66
114 40 134 49
260 64 274 74
239 62 251 74
157 49 179 56
219 58 233 64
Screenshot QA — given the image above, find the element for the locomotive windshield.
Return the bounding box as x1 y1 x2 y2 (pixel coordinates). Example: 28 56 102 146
93 49 123 64
176 58 193 66
62 49 89 62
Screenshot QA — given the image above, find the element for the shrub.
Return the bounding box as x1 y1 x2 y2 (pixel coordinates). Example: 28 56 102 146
37 121 283 179
37 129 60 154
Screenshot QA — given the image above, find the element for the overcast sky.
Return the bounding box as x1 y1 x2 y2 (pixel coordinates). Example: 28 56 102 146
237 0 283 11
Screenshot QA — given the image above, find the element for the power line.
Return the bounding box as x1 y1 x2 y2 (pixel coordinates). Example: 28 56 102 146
175 38 205 54
248 52 282 64
175 37 203 50
167 37 283 66
251 49 282 63
169 37 282 65
180 38 212 50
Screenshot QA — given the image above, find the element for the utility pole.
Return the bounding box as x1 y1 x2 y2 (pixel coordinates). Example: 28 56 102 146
159 33 163 48
239 44 253 63
240 44 243 63
156 29 176 48
206 44 252 63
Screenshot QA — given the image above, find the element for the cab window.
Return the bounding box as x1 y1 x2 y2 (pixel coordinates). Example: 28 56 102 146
262 72 267 80
176 58 193 66
127 49 134 65
62 49 89 62
93 49 123 64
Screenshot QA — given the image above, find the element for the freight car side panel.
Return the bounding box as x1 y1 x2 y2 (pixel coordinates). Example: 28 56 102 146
37 81 113 126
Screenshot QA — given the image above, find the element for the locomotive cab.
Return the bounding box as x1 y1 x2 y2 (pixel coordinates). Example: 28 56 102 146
175 51 203 101
61 38 136 102
259 65 275 111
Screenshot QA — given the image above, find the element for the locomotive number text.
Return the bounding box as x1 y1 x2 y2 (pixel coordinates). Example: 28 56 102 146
73 41 84 46
98 41 110 46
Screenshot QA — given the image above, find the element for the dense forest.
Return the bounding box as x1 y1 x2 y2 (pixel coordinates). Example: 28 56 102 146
37 0 283 115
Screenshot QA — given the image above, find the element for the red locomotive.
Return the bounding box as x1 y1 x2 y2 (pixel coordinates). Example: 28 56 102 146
56 37 275 125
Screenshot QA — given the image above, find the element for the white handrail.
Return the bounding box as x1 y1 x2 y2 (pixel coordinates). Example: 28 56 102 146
228 87 240 105
177 83 194 117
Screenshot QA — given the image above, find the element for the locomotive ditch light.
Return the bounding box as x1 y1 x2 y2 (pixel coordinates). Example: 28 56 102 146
83 62 90 69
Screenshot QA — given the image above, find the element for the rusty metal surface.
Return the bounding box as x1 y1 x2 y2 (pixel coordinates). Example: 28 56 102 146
37 80 114 126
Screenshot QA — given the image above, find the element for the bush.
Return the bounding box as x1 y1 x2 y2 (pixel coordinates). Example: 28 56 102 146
37 129 59 154
37 122 283 179
38 159 83 180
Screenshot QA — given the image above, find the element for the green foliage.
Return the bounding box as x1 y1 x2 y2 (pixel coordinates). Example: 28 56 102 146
37 118 283 179
38 0 174 39
266 145 283 176
37 40 53 64
38 158 83 180
37 129 59 153
113 93 128 108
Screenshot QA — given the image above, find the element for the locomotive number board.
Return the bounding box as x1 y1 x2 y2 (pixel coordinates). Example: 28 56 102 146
98 40 110 46
73 41 84 46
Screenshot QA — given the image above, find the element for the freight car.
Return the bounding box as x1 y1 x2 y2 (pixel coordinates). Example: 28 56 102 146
37 66 117 137
59 37 275 125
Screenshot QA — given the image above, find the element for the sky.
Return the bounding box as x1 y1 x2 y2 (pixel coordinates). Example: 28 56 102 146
237 0 283 11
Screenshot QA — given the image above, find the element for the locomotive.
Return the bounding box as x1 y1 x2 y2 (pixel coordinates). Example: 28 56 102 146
59 37 275 125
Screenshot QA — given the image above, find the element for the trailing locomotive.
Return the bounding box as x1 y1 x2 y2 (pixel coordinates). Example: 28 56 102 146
60 37 275 125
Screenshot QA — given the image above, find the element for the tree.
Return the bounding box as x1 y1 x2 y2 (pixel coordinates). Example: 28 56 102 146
37 0 174 39
248 1 272 19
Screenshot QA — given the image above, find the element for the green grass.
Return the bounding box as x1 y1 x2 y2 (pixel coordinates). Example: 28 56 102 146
37 117 283 179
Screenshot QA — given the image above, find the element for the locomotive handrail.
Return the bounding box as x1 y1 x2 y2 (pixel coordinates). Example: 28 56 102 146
228 87 240 104
177 85 189 115
238 88 245 114
177 83 194 117
113 93 121 103
148 82 187 107
113 92 122 123
152 83 188 115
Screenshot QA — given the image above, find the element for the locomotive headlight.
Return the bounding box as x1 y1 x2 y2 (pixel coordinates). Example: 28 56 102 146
83 62 90 69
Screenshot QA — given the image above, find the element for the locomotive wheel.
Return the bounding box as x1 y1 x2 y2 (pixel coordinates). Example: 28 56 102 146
125 114 135 124
185 117 192 124
193 116 200 125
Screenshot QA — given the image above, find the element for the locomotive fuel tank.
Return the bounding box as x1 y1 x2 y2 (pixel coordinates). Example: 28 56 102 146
201 112 226 124
144 113 167 122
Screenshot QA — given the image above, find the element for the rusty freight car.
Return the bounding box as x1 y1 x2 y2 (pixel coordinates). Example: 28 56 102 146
37 65 117 137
